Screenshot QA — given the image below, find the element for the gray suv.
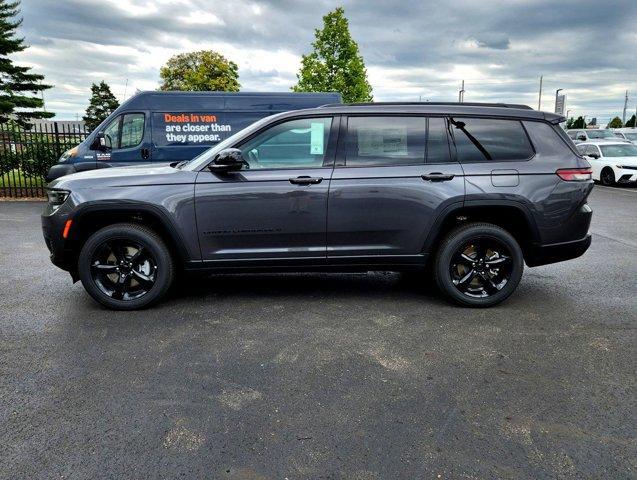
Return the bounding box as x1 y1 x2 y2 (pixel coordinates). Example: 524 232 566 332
42 102 593 310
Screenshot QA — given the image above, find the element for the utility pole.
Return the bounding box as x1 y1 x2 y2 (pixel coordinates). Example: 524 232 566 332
537 75 543 110
622 90 628 124
123 79 129 102
458 80 465 103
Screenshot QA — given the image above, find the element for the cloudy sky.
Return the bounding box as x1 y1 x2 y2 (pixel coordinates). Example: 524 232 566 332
14 0 637 124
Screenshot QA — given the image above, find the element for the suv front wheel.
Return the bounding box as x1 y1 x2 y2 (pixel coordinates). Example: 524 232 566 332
434 222 524 307
78 223 175 310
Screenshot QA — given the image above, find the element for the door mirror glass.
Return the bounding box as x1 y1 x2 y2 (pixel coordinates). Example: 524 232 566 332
209 148 245 172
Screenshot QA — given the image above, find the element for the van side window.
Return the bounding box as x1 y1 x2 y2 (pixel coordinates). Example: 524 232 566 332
450 117 534 162
345 116 426 166
120 113 145 149
101 113 145 150
426 117 451 163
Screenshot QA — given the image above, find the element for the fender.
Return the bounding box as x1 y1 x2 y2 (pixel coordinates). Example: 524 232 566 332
71 200 191 262
421 198 541 253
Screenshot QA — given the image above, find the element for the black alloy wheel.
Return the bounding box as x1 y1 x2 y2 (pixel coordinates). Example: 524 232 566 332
90 240 157 301
78 223 174 310
450 238 513 298
434 222 524 307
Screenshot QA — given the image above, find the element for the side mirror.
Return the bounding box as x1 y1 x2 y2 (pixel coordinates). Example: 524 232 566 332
577 135 587 141
208 148 245 172
589 153 600 159
90 132 112 151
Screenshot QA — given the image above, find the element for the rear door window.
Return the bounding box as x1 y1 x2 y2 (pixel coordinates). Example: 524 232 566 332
344 116 426 166
450 117 534 162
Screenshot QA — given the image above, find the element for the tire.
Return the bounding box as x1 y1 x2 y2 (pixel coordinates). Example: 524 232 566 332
600 167 615 186
433 222 524 308
78 223 175 310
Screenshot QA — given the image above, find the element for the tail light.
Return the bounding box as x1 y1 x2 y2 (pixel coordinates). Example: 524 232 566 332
556 168 592 181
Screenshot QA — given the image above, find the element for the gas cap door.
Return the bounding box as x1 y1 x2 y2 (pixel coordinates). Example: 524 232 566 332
491 169 519 187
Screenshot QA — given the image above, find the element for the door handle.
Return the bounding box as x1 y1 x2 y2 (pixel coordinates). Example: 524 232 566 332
421 173 455 182
141 148 150 160
289 176 323 185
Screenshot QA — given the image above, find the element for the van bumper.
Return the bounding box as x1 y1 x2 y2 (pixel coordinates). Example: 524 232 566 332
46 164 77 182
525 235 592 267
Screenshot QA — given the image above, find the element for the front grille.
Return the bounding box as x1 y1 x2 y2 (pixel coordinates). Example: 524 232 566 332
618 174 634 183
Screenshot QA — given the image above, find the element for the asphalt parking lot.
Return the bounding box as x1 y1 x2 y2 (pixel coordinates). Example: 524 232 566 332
1 186 635 479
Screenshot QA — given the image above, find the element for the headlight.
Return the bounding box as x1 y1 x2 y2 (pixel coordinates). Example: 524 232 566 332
59 146 78 163
46 188 70 211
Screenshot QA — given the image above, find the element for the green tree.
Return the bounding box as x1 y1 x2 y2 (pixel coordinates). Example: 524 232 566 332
607 116 623 129
0 0 53 126
570 116 586 129
82 81 119 132
293 7 372 103
159 50 240 92
624 114 636 128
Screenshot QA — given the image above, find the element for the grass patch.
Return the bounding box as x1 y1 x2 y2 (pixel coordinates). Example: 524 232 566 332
0 169 45 188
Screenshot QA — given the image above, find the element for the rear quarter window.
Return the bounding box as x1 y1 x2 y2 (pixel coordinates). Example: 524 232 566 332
524 121 580 155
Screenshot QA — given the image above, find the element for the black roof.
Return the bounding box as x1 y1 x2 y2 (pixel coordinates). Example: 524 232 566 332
309 102 564 124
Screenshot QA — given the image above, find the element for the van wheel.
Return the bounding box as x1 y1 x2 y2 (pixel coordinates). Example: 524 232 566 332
434 223 524 307
78 223 174 310
600 167 615 186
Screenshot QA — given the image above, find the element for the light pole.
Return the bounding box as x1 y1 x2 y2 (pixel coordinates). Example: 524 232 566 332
555 89 563 114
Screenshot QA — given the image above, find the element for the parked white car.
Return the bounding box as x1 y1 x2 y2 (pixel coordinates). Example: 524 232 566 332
576 141 637 186
611 128 637 145
567 129 629 144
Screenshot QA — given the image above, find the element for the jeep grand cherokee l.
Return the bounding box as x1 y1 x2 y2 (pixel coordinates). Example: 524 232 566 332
42 102 593 310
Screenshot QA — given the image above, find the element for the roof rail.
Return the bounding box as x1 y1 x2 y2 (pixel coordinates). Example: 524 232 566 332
319 101 534 110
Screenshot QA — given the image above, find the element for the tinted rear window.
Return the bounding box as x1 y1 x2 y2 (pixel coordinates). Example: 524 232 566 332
450 117 534 162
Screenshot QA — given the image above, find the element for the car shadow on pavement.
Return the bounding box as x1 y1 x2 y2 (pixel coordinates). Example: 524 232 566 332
169 271 443 303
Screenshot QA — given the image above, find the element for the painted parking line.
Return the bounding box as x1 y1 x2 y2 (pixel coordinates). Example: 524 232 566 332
594 185 637 194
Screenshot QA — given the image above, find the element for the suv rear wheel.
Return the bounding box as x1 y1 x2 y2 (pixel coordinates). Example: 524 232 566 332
434 222 524 307
78 223 174 310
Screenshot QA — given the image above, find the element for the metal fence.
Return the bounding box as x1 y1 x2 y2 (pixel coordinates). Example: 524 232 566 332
0 121 89 198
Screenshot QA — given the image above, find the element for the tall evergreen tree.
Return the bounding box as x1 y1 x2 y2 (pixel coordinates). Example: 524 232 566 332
624 114 636 128
83 81 119 131
0 0 53 126
607 116 623 129
293 7 372 103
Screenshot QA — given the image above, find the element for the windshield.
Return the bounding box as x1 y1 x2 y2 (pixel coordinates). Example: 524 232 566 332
586 130 615 139
180 114 280 171
624 132 637 141
599 144 637 157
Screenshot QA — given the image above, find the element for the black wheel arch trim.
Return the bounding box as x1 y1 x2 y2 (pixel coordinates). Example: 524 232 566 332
70 200 191 263
422 199 541 253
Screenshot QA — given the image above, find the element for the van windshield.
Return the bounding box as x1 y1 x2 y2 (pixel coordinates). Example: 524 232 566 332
180 115 277 171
